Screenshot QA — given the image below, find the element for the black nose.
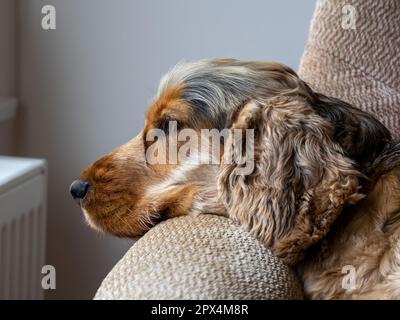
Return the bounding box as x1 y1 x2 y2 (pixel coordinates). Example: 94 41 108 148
70 180 91 200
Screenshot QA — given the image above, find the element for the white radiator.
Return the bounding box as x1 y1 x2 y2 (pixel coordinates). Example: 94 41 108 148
0 156 47 300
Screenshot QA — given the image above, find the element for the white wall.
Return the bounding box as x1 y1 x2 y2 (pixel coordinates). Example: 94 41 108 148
18 0 316 299
0 0 17 155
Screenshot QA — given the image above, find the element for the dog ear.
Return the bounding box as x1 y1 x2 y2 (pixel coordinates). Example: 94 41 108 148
218 97 364 265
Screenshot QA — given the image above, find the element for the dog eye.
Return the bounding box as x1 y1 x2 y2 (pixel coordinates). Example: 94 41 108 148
159 119 183 134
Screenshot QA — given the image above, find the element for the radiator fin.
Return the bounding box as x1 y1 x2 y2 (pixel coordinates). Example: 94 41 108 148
0 171 46 300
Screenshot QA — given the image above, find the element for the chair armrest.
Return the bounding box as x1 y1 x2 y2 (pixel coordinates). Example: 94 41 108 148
94 215 303 300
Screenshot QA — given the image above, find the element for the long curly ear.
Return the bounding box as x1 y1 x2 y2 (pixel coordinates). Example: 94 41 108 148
218 97 364 265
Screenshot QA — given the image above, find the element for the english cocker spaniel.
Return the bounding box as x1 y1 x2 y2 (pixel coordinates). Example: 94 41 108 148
70 59 400 299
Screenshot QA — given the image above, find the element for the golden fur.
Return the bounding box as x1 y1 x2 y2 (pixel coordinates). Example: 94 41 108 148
218 98 364 265
72 59 399 299
222 99 400 299
300 167 400 299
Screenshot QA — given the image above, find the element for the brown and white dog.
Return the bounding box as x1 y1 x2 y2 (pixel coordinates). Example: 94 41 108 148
70 59 400 299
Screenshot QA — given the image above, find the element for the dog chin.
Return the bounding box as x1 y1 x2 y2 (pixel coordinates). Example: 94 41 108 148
81 208 106 234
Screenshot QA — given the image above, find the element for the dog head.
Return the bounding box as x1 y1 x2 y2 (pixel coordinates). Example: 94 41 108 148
71 59 391 260
71 59 308 236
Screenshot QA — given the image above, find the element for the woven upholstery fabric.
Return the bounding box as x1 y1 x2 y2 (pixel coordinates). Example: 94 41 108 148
94 215 303 300
299 0 400 138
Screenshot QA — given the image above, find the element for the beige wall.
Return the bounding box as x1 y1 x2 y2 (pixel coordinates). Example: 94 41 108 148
0 0 17 155
0 0 17 96
17 0 315 299
0 121 16 155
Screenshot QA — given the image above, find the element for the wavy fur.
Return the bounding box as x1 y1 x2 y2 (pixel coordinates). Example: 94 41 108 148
218 98 364 265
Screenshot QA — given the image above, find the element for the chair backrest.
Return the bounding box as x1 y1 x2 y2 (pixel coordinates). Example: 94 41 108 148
298 0 400 139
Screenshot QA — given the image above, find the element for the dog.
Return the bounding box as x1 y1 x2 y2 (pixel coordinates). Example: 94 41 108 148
70 59 398 298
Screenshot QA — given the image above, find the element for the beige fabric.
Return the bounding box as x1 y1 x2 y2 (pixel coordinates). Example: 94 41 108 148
94 215 303 300
299 0 400 138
